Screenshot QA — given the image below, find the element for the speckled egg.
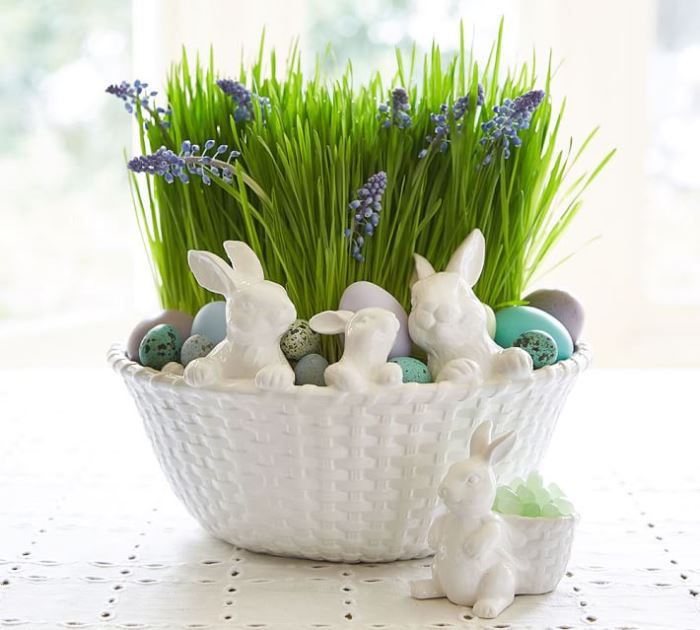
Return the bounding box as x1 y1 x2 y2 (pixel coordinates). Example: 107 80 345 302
389 356 432 383
512 330 558 369
294 353 328 386
126 309 193 361
524 289 585 343
281 319 321 361
180 334 215 367
191 301 226 345
161 362 184 375
138 324 183 370
495 306 573 361
339 281 411 358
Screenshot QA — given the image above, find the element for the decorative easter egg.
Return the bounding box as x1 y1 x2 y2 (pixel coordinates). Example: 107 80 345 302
191 301 226 345
339 281 411 358
139 324 183 370
161 362 184 375
389 356 432 383
524 289 584 343
281 319 321 361
512 330 558 369
483 303 497 339
294 353 328 386
180 334 215 367
126 309 193 361
494 306 573 361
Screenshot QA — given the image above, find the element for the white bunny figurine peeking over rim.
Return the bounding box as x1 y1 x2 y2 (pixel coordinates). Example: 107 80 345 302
410 421 519 618
309 307 403 392
408 229 533 384
184 241 297 391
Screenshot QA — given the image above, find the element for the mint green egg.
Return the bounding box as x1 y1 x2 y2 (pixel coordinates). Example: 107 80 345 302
139 324 183 370
389 357 432 383
495 306 574 361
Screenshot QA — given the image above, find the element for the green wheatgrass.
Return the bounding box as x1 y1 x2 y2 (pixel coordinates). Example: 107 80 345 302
127 22 614 361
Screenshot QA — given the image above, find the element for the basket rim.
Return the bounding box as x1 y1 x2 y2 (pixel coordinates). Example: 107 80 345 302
108 342 591 404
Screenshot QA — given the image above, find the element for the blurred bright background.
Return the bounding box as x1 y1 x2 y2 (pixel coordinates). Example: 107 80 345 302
2 0 699 368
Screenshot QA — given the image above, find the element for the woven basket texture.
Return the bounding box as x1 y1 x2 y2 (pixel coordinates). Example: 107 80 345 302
109 344 590 562
502 513 578 594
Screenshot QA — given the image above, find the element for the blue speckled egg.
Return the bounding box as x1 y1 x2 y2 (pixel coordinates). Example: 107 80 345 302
512 330 558 369
139 324 183 370
126 309 193 361
281 319 321 361
180 334 215 367
495 306 573 361
389 357 432 383
294 353 328 386
191 301 226 345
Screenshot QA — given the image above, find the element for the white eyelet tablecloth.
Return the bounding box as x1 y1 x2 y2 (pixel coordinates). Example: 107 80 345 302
1 367 698 629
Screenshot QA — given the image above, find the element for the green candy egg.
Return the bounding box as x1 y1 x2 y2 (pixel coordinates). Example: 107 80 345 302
389 357 432 384
513 330 558 369
495 306 573 361
280 319 321 361
139 324 183 370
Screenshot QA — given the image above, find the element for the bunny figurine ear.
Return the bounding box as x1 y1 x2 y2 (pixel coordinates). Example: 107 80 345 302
223 241 265 282
446 229 486 287
469 420 493 458
469 420 516 464
309 310 354 335
411 253 436 287
188 250 238 296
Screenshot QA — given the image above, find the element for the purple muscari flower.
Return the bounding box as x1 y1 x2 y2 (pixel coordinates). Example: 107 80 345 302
417 85 484 158
344 171 388 262
377 86 412 130
105 80 171 129
216 79 271 123
128 141 240 186
480 89 545 162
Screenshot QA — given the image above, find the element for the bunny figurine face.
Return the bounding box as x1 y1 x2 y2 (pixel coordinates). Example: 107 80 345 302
226 283 296 342
438 421 516 519
409 229 488 353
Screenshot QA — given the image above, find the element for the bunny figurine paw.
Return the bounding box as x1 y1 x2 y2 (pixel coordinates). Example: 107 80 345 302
436 358 481 385
255 363 295 391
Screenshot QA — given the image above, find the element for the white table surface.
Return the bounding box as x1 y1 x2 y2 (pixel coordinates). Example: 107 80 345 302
1 367 699 630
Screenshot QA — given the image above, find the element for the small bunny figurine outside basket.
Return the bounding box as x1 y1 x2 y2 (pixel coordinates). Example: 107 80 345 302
410 421 577 618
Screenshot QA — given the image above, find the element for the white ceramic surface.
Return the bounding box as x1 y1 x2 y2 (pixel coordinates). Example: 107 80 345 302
410 421 577 618
409 229 533 384
309 307 403 391
109 342 590 562
183 241 297 391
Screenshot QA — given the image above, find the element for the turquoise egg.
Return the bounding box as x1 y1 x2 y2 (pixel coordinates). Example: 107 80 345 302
294 353 328 386
495 306 573 361
191 301 226 345
513 330 558 369
389 357 432 383
281 319 321 361
139 324 183 370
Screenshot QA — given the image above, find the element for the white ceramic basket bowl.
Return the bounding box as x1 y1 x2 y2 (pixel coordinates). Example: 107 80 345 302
109 343 590 562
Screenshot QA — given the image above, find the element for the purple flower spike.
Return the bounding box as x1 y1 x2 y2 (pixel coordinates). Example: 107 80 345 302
106 80 171 129
128 141 241 186
216 79 271 123
377 87 412 130
344 171 388 262
480 89 545 163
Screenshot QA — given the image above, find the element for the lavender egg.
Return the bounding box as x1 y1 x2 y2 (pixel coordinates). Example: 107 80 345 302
339 281 412 358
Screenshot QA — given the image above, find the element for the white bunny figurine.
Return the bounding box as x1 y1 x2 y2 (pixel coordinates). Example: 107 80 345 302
408 229 532 384
410 421 519 618
184 241 297 391
309 307 403 391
